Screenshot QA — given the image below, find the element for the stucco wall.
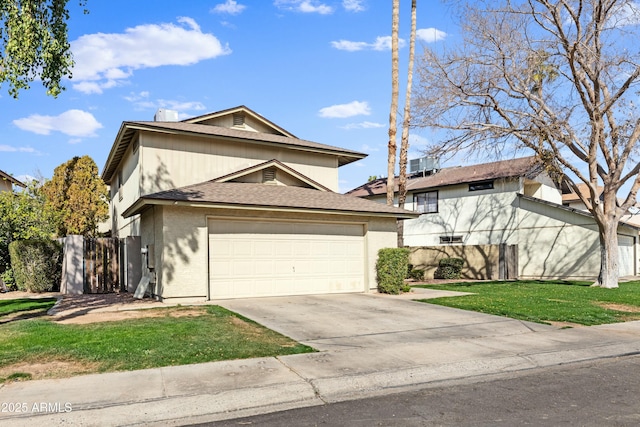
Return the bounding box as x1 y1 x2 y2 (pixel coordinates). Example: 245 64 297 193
145 206 399 300
403 179 521 247
516 196 638 279
408 245 500 280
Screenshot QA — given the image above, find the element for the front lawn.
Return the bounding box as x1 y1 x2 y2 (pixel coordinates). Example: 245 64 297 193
414 280 640 326
0 304 313 383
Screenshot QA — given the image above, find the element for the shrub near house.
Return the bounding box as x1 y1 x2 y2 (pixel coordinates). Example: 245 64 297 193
376 248 411 294
9 240 62 292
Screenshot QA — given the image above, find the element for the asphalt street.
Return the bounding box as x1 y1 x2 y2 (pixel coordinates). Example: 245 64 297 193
204 354 640 427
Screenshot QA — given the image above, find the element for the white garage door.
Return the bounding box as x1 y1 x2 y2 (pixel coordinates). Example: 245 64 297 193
618 235 635 276
208 219 365 299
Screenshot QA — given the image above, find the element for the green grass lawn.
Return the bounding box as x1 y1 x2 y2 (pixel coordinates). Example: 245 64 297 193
0 304 313 383
0 297 57 317
414 280 640 326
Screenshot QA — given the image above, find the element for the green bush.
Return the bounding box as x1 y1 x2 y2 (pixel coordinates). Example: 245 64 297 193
434 257 464 280
9 240 62 292
407 264 425 281
1 269 16 291
376 248 411 294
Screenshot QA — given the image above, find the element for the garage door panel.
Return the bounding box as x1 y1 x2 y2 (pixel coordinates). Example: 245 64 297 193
208 219 365 299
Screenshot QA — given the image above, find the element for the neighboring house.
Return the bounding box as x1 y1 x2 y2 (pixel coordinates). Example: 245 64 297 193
102 106 416 302
562 182 640 227
0 169 25 193
347 157 639 279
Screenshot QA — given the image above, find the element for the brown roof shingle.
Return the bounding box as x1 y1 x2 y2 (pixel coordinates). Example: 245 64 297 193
123 181 418 219
347 156 540 197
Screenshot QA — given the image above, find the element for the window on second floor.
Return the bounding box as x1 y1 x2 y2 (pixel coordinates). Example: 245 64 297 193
414 191 438 214
469 180 494 191
440 235 463 244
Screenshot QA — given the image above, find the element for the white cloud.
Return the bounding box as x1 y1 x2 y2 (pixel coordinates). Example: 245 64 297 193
343 0 365 12
0 145 36 153
211 0 246 15
360 143 380 152
416 28 447 43
70 17 231 94
342 121 385 129
124 91 206 113
319 101 371 118
331 36 406 51
13 110 103 137
274 0 333 14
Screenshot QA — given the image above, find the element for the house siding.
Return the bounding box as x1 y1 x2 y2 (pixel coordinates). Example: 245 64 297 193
144 207 398 301
139 132 339 195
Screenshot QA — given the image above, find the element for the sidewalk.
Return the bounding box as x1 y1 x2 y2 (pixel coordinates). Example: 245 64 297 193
1 291 639 426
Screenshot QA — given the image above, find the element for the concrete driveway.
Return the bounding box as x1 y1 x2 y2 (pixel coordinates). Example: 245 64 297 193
216 292 552 352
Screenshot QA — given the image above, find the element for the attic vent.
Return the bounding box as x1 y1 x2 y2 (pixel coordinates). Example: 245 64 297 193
233 113 245 126
262 167 276 184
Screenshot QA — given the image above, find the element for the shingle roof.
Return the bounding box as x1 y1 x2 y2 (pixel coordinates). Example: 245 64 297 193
122 181 418 219
347 156 541 197
0 169 26 188
561 183 604 203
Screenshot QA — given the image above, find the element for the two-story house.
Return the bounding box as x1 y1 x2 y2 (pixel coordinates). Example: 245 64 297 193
102 106 416 302
0 169 25 193
348 157 639 280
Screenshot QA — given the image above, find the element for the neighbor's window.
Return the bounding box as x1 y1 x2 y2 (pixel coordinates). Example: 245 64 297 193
469 180 494 191
414 191 438 213
440 235 463 244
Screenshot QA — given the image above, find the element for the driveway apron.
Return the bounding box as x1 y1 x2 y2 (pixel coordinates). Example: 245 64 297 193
215 293 552 352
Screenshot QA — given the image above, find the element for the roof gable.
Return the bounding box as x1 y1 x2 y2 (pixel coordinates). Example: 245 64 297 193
181 105 297 138
0 169 26 188
102 106 366 184
213 159 331 191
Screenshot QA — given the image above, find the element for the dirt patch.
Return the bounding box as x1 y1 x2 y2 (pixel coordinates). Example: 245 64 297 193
548 321 584 329
53 306 208 325
0 360 100 382
596 302 640 313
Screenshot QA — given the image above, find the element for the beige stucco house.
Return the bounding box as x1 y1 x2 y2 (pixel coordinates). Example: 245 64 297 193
102 106 416 302
0 169 25 193
348 157 639 280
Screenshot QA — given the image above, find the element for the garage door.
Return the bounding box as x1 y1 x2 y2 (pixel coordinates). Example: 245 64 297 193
208 219 365 299
618 235 635 276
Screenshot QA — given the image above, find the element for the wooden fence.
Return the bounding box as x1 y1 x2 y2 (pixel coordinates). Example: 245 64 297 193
84 238 120 293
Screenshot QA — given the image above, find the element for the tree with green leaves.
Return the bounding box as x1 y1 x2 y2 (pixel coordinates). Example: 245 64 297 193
43 155 108 237
0 0 87 98
413 0 640 289
0 179 59 284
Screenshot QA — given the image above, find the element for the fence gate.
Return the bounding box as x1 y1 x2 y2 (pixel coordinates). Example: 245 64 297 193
84 238 120 293
499 244 518 280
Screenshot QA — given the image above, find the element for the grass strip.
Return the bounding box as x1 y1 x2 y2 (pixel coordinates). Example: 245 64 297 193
414 280 640 326
0 305 313 380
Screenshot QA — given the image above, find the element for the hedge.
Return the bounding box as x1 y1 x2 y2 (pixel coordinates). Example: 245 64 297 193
434 257 464 280
9 239 63 292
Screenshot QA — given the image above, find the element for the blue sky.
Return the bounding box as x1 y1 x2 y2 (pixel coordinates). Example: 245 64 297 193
1 0 452 193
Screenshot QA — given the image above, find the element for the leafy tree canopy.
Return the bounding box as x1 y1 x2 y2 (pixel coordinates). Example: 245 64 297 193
42 155 108 237
0 179 58 272
0 0 87 98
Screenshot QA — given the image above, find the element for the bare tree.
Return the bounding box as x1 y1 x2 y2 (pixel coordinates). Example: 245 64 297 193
397 0 418 247
387 0 401 206
412 0 640 288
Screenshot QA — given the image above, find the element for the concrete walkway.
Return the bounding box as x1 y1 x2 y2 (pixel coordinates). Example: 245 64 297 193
1 290 640 426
